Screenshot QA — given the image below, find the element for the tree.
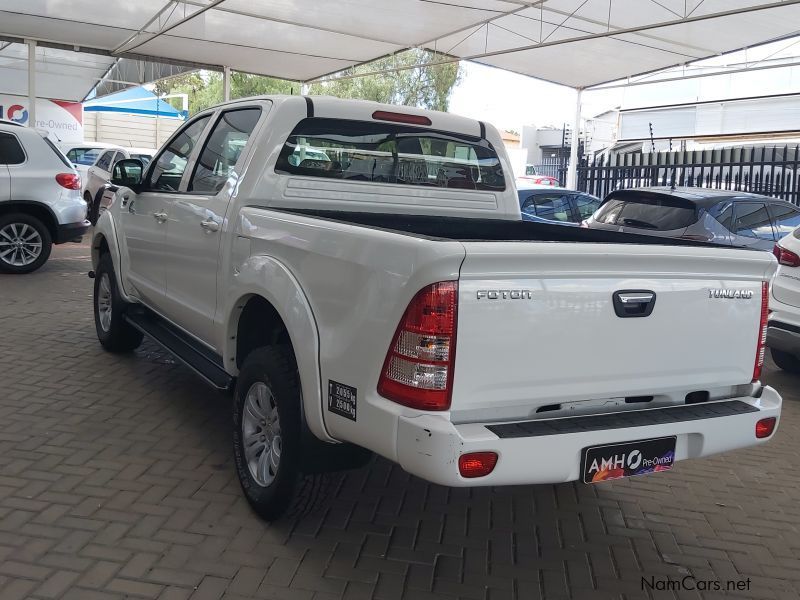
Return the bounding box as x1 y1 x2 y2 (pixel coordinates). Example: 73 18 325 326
154 72 297 115
154 50 461 115
309 50 461 111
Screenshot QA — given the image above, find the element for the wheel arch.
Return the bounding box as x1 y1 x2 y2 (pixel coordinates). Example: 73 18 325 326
0 201 58 241
224 255 332 442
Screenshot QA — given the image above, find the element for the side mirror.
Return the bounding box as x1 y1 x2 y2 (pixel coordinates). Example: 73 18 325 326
110 158 145 189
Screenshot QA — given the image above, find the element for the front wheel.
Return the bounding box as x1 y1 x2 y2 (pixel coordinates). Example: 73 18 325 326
771 348 800 374
93 254 143 352
233 347 329 520
0 213 52 274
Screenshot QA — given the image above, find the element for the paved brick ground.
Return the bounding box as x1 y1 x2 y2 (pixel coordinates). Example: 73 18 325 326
1 240 800 600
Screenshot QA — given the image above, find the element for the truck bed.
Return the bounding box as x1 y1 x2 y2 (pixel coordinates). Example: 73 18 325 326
276 208 725 247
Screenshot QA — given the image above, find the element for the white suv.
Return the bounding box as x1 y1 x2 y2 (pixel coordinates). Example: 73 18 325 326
0 121 89 273
769 226 800 373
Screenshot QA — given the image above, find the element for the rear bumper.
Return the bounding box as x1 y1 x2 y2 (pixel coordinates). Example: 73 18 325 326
54 220 90 244
395 386 781 487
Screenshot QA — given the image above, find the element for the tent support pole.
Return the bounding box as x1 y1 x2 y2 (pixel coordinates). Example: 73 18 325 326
27 39 36 128
566 88 582 190
223 66 231 101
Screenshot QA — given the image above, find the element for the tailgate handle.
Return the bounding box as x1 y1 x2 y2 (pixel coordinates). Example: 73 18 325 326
613 290 656 318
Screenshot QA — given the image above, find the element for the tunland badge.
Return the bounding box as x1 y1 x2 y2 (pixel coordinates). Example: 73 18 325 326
709 289 754 299
477 290 533 300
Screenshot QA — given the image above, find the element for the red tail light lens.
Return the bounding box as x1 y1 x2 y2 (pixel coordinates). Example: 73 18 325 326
752 281 769 382
55 173 81 190
378 281 457 410
458 452 498 478
755 417 777 439
773 244 800 267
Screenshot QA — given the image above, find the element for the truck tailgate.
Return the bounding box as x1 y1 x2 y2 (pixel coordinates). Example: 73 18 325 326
452 242 775 421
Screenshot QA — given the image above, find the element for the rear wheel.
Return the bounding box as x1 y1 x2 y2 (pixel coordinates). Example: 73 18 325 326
233 346 330 520
771 348 800 374
93 254 143 352
0 213 52 274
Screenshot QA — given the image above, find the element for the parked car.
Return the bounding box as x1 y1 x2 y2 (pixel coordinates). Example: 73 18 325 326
768 226 800 373
91 96 780 520
517 182 600 226
585 187 800 250
84 146 156 223
0 120 90 273
59 142 122 188
520 164 559 186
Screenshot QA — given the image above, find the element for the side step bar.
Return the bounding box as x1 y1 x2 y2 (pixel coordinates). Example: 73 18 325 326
125 310 234 392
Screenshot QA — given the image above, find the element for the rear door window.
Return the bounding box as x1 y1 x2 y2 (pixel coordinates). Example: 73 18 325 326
188 108 261 194
733 202 775 240
0 132 26 165
276 117 505 191
525 194 572 222
768 203 800 238
573 193 601 220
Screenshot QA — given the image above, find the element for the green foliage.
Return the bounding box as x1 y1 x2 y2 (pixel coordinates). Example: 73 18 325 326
309 50 461 112
154 72 298 115
154 50 461 115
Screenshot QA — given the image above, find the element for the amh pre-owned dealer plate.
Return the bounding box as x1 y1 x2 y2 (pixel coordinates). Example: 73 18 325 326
582 436 676 483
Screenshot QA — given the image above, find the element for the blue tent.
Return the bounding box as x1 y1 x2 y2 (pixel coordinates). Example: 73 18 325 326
84 87 187 119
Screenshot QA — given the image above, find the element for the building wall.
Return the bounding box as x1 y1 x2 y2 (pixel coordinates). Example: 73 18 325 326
83 112 182 150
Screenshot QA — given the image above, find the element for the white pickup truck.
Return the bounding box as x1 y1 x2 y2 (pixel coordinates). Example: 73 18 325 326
91 95 781 520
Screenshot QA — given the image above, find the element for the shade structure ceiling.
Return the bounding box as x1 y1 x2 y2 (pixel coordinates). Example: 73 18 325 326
1 0 800 100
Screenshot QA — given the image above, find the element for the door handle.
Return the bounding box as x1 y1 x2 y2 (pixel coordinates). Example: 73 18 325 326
200 219 220 232
613 290 657 318
153 211 168 223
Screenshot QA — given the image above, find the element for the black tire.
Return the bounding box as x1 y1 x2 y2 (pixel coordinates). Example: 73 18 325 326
85 192 98 226
93 253 143 352
233 346 330 521
771 348 800 374
0 213 52 274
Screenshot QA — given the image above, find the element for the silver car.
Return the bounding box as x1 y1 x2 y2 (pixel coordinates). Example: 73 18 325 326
585 187 800 250
0 121 89 273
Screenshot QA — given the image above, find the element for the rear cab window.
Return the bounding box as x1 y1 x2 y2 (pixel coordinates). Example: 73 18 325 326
275 118 505 191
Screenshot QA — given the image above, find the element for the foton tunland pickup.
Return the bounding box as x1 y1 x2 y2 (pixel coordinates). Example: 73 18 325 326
91 96 781 519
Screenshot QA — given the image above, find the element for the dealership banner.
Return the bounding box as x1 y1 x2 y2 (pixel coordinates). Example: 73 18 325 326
0 95 83 142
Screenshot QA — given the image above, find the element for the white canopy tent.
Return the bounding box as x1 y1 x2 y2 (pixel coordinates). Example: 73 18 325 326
3 0 800 185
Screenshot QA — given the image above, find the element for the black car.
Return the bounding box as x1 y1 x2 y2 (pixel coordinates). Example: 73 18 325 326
585 187 800 250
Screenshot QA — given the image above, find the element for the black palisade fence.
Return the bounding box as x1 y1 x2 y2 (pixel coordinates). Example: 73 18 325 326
576 145 800 206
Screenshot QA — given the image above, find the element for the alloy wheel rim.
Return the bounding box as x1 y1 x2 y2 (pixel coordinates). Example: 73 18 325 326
0 223 42 267
97 273 113 332
242 381 282 487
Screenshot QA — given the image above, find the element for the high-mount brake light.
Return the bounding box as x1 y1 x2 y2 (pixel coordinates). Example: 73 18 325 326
378 281 457 410
372 110 432 126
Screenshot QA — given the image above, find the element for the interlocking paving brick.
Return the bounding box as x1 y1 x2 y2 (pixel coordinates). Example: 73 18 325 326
1 240 800 599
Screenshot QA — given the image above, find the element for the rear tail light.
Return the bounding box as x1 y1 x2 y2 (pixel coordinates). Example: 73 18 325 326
755 417 777 439
55 173 81 190
773 244 800 267
458 452 498 478
752 281 769 382
378 281 457 410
